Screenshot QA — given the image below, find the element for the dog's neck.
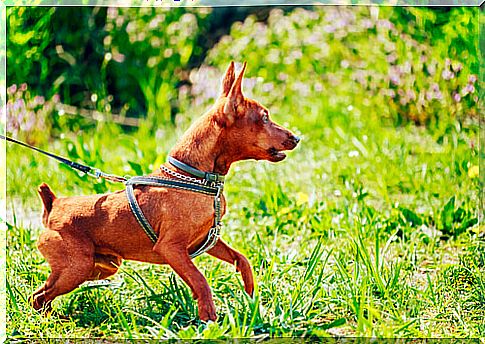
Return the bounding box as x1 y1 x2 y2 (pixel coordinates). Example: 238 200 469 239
169 110 234 176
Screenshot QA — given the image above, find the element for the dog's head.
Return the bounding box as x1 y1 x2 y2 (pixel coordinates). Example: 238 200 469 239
214 62 300 163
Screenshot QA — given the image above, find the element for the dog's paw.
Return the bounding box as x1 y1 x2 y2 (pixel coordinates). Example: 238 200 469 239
198 300 217 322
31 294 53 314
235 254 254 296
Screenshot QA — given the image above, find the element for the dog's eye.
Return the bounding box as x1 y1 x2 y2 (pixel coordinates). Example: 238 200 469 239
262 113 269 124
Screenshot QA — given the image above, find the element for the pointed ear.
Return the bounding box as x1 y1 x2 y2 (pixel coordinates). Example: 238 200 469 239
224 62 246 115
220 61 235 97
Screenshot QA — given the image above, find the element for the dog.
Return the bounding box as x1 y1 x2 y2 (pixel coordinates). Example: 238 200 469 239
32 62 300 321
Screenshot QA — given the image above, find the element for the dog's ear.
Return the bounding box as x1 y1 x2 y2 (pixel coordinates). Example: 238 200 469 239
224 62 246 116
221 61 235 97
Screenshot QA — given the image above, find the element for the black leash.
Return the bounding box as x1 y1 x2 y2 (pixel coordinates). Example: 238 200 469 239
1 134 127 183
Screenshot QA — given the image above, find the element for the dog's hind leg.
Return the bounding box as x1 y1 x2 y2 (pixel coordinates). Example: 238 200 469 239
31 229 95 312
207 239 254 296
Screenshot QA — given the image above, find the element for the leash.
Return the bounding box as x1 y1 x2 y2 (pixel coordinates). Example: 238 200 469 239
2 134 223 258
0 134 127 183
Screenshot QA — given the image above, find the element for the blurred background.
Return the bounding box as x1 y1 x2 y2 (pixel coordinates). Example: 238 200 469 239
7 7 479 138
5 6 483 338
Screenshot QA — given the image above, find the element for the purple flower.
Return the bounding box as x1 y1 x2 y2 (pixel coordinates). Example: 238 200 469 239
427 64 436 76
262 83 274 92
33 95 45 106
6 119 19 134
459 84 475 97
107 7 118 19
352 70 367 86
335 18 347 29
468 75 477 84
390 74 400 86
243 78 258 92
278 73 288 81
13 98 26 112
21 112 36 132
441 69 454 80
324 24 335 33
407 90 416 101
453 92 461 102
452 62 462 72
361 19 373 29
304 33 321 45
377 19 395 31
386 54 397 63
465 84 475 94
20 83 27 91
7 84 17 95
292 81 310 96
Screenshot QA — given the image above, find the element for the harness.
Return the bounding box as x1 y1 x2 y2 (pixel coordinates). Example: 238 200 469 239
126 157 225 258
0 134 225 259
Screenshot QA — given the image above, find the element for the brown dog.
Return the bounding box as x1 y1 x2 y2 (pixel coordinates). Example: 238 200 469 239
32 62 299 321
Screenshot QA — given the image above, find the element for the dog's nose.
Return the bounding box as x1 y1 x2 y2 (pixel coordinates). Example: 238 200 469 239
292 135 301 144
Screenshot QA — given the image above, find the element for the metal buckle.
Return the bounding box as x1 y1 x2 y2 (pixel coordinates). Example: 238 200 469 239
204 172 218 182
88 168 102 179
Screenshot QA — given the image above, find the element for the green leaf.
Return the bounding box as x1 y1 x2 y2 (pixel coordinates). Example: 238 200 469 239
128 161 144 176
440 196 456 233
321 317 347 330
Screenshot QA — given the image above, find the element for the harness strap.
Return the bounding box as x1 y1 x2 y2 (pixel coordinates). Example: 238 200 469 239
126 176 219 196
126 183 158 243
124 175 223 258
168 156 225 183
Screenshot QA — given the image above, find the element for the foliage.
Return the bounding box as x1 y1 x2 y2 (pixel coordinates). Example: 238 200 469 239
7 7 212 126
205 7 478 128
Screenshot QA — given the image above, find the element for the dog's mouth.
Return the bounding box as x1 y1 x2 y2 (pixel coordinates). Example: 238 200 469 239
267 147 287 162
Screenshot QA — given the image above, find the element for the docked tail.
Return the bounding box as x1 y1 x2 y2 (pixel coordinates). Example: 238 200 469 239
38 183 56 226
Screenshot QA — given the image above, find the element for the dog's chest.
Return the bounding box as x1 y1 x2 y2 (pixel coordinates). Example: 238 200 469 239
138 187 226 231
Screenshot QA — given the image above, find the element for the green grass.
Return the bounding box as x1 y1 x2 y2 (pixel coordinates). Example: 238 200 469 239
4 5 482 340
5 102 482 338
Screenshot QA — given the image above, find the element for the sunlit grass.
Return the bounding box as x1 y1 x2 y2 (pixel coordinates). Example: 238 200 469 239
5 104 482 338
4 6 482 339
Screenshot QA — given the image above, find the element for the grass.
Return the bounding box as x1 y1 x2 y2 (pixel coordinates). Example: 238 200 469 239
5 99 483 339
4 5 482 340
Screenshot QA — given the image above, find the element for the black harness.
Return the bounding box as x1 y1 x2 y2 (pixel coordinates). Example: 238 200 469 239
125 158 225 258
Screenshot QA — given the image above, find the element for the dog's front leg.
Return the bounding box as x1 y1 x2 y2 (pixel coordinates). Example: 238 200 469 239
153 241 217 321
207 239 254 296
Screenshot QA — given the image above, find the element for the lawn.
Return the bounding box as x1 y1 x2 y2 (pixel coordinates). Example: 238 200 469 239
4 5 483 339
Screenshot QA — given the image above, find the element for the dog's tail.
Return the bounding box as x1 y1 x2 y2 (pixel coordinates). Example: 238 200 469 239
38 183 56 226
